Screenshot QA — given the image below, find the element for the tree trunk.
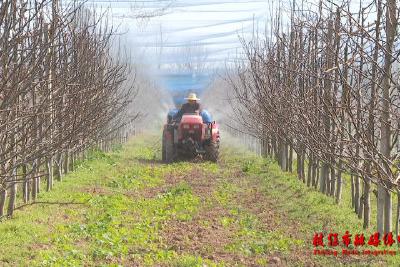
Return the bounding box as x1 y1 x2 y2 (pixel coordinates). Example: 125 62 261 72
377 184 385 234
279 139 287 171
288 144 293 172
64 150 69 174
56 153 63 181
384 188 392 234
335 170 342 204
70 152 75 172
396 189 400 246
354 176 360 213
272 136 278 162
319 163 329 194
330 165 335 197
32 160 38 201
46 157 53 191
314 160 320 190
301 152 305 183
37 159 41 195
351 175 355 208
363 179 370 229
306 153 312 187
7 169 17 217
32 177 38 201
380 0 396 235
0 187 7 217
22 164 29 203
358 182 364 219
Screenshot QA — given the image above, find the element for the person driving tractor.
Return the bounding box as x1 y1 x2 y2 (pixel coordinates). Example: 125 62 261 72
174 93 201 121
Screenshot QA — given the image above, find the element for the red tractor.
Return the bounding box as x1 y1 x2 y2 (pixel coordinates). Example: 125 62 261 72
162 110 220 163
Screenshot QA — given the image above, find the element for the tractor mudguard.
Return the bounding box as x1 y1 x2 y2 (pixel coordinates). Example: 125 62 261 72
211 122 220 141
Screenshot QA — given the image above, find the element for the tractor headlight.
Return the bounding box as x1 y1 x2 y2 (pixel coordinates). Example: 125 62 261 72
193 124 200 129
183 124 190 129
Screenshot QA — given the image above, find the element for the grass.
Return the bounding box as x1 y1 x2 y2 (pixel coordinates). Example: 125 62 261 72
38 183 200 266
0 148 128 265
0 132 397 266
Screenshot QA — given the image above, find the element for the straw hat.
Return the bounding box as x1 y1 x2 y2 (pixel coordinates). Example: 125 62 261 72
185 93 200 101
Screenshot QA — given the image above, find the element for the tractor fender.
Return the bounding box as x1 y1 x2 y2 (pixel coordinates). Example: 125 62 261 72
211 123 220 141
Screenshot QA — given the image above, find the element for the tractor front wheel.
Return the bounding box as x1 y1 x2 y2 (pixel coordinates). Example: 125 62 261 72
204 140 219 162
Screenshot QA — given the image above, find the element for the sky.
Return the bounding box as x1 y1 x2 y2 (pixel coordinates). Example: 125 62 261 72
80 0 282 73
64 0 384 107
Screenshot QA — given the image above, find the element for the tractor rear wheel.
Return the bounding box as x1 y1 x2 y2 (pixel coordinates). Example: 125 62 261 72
204 140 219 162
163 129 175 163
162 135 166 162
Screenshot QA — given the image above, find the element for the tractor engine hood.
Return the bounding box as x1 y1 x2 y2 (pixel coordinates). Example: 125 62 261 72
180 114 203 124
